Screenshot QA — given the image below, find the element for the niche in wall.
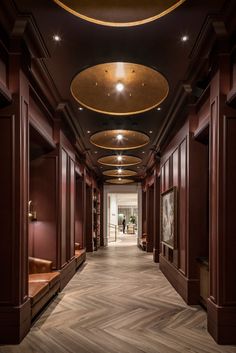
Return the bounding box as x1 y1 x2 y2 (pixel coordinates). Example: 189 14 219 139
75 173 84 249
29 125 58 268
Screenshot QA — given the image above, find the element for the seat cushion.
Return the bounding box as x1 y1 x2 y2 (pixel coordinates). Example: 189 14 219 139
28 282 49 306
75 249 85 257
29 257 53 274
29 272 60 288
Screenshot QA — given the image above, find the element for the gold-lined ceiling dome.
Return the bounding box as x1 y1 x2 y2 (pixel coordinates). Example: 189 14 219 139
90 130 149 150
98 155 141 167
103 169 137 177
71 62 169 116
53 0 186 27
106 178 134 185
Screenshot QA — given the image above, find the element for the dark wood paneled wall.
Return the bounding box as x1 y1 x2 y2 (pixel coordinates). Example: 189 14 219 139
159 121 208 304
207 58 236 344
0 15 97 343
0 61 31 343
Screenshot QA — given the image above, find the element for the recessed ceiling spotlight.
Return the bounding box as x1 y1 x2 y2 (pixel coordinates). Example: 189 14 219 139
116 82 124 92
78 107 83 111
142 151 145 154
53 34 61 42
157 107 162 111
149 130 153 134
94 151 98 154
87 130 91 134
118 168 122 174
116 134 123 141
118 178 122 181
181 35 189 42
117 155 123 161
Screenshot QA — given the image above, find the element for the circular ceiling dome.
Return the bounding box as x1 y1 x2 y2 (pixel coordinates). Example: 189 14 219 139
103 169 137 177
98 155 141 167
53 0 186 27
106 178 134 185
71 62 169 116
90 130 149 150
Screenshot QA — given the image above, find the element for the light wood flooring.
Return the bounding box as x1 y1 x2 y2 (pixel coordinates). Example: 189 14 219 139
1 234 236 353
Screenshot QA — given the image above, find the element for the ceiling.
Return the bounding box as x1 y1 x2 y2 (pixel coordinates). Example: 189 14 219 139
14 0 226 181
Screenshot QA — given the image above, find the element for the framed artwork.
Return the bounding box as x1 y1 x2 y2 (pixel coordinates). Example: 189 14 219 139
160 186 177 249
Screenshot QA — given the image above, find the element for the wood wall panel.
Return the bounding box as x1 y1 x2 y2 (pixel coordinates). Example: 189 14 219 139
75 178 83 247
161 166 165 192
68 158 75 260
153 174 160 263
0 116 14 303
223 117 236 304
29 96 53 141
179 138 187 275
164 160 170 190
146 185 154 252
0 57 7 86
143 190 147 234
61 148 67 267
85 185 93 252
209 98 218 303
172 149 179 187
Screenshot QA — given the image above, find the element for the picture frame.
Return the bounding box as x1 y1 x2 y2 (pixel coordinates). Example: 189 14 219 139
160 186 177 249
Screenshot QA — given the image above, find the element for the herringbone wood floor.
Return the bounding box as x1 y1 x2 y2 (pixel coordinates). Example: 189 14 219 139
1 235 236 353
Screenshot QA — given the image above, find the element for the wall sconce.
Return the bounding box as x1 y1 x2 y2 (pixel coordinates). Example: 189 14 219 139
28 200 37 221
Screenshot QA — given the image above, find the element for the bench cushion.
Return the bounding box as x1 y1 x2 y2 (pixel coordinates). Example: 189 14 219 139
29 272 60 288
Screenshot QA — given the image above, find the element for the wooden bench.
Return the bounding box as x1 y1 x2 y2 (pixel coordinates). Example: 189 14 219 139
28 257 60 319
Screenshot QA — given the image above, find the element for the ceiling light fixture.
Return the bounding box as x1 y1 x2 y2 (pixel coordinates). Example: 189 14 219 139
78 107 83 111
181 35 189 42
157 107 162 111
118 178 122 181
53 0 186 27
53 34 61 42
87 130 91 134
149 130 153 134
118 168 122 174
116 82 124 92
116 134 123 141
117 156 123 161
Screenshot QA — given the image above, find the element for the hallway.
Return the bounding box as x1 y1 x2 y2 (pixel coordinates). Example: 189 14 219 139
1 236 236 353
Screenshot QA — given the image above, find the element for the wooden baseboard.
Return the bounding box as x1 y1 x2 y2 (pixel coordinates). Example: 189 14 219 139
60 258 76 290
0 299 31 344
160 254 199 305
208 299 236 345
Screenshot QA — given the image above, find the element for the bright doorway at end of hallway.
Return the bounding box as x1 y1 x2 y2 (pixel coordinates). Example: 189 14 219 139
107 193 138 244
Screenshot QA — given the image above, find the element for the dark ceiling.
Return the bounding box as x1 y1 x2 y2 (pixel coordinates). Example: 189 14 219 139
14 0 225 179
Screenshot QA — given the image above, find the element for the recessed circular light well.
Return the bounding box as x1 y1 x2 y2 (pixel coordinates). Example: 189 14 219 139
98 155 141 167
106 178 134 185
53 0 186 27
90 129 150 150
71 62 169 116
103 169 137 177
